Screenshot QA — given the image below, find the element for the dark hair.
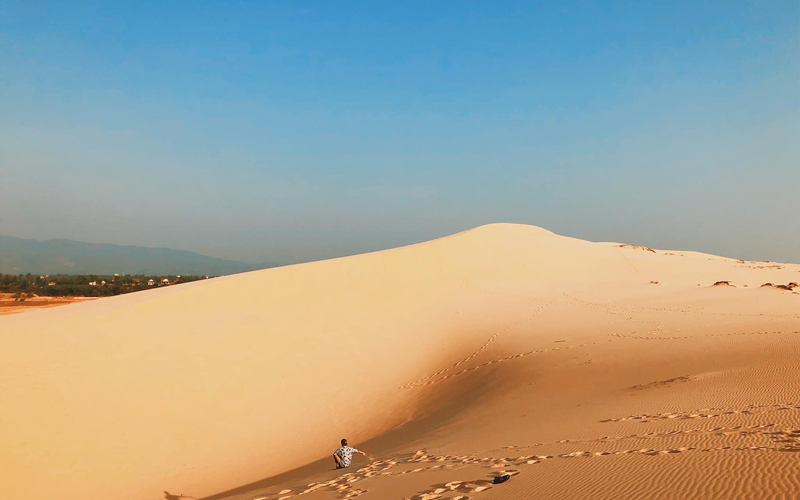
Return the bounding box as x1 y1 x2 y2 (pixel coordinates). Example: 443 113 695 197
341 438 348 446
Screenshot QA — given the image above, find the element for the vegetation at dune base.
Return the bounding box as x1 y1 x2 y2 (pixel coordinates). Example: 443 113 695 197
0 273 215 299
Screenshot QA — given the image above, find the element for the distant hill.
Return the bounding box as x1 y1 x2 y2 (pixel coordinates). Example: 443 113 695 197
0 235 275 275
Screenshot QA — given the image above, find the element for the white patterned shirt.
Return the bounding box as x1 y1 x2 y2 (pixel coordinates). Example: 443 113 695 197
334 446 360 467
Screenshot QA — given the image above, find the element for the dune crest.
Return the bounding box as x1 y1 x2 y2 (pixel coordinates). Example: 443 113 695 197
2 223 799 500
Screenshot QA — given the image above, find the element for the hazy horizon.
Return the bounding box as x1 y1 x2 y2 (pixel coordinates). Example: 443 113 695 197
2 1 798 265
1 220 798 268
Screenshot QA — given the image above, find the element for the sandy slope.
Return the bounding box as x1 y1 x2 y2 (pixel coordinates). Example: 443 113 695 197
0 294 97 316
1 224 798 500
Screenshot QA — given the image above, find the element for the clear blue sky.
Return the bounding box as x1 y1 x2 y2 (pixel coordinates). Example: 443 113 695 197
1 1 798 264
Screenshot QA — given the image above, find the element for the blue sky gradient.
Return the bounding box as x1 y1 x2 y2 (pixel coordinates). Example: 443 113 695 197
1 1 798 264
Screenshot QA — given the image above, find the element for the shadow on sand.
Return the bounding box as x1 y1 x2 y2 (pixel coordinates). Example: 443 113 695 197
196 368 503 500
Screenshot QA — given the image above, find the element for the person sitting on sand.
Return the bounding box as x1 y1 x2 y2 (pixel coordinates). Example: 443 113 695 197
333 438 368 469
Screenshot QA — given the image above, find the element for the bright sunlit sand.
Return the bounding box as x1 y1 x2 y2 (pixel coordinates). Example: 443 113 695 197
3 2 797 499
2 223 799 500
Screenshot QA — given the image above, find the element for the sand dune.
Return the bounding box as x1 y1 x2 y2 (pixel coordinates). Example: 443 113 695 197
1 223 799 500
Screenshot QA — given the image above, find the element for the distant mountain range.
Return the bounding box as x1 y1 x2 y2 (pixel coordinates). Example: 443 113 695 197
0 235 276 275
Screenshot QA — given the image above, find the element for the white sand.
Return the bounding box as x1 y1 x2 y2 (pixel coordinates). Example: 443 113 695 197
1 223 799 500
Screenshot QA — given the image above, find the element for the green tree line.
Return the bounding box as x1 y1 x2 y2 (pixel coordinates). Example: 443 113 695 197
0 274 211 298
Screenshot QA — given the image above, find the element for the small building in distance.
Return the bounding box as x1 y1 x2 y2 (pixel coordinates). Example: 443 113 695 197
47 281 56 286
161 278 170 285
147 279 155 286
89 281 97 286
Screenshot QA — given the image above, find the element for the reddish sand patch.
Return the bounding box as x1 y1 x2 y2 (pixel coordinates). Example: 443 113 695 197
0 293 97 316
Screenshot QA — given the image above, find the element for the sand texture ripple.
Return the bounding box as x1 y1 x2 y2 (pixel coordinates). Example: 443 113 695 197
1 224 799 500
